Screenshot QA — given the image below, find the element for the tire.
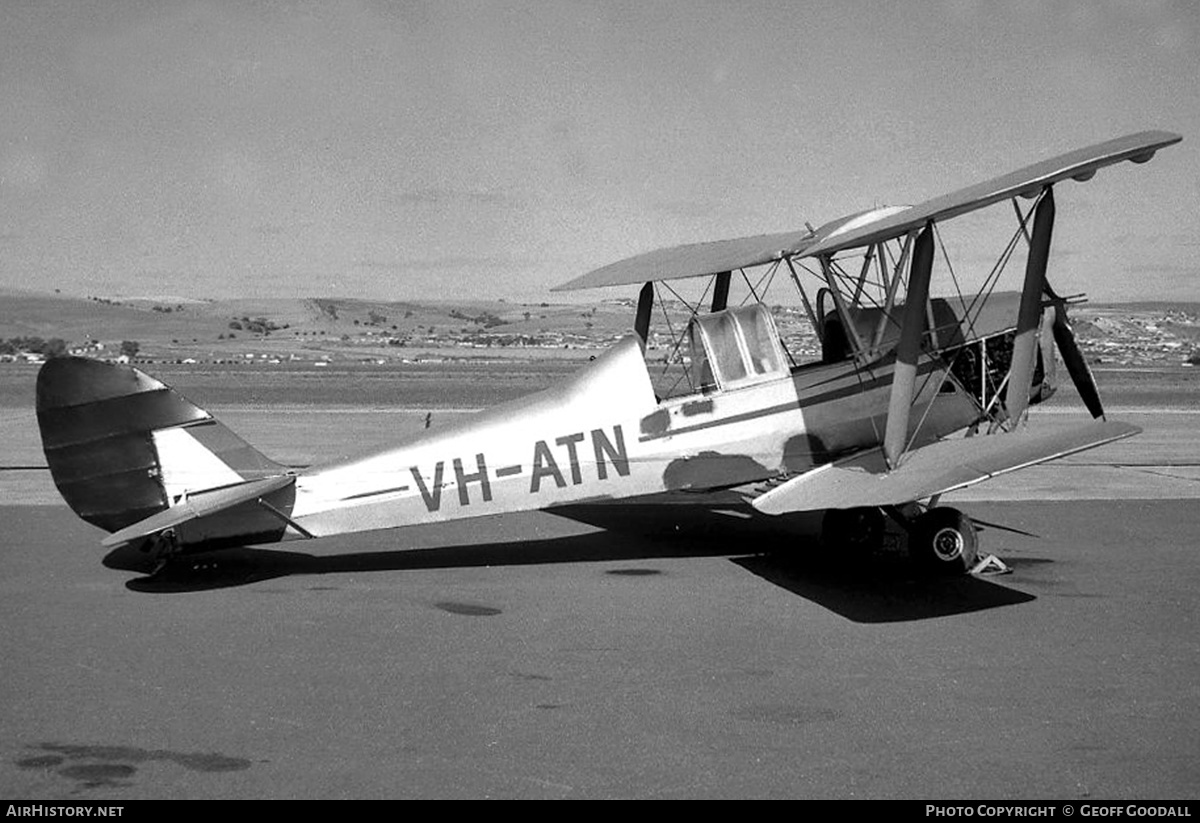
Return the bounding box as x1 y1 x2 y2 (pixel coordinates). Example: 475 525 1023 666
910 507 978 575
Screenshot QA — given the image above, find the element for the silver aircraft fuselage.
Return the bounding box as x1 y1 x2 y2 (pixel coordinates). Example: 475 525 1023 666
288 334 979 538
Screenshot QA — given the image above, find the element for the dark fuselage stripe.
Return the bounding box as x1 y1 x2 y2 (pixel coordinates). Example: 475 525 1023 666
639 400 800 442
341 485 411 501
640 361 942 442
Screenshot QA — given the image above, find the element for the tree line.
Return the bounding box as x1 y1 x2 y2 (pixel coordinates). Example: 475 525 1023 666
0 337 69 357
1 338 141 359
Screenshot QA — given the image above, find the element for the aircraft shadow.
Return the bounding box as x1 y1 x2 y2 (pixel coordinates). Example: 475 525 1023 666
111 529 739 593
732 554 1036 623
108 504 1038 622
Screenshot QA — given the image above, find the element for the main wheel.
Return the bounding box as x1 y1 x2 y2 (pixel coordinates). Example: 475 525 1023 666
910 507 978 575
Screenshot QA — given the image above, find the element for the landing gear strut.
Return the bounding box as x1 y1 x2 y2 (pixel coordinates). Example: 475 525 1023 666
139 528 183 575
819 504 981 575
820 506 885 553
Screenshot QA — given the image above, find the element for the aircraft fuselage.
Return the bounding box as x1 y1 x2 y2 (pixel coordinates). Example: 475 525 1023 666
288 334 980 539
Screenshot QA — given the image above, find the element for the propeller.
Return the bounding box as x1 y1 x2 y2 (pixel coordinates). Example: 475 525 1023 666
1034 304 1058 404
1041 283 1105 419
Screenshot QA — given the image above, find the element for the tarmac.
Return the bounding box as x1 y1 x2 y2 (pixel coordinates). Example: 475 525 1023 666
1 405 1198 799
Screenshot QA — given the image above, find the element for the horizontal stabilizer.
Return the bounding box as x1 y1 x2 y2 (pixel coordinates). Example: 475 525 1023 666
101 475 295 547
752 420 1140 515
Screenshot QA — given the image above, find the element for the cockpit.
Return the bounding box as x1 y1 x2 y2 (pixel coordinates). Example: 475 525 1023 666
684 304 789 393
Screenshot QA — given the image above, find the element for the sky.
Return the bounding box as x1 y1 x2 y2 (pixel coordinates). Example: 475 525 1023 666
1 0 1197 304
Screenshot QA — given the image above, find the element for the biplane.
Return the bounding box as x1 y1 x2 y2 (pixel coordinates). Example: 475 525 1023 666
36 130 1181 575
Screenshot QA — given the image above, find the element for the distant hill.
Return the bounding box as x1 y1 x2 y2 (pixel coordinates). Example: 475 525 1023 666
0 289 636 362
2 288 1196 366
0 290 234 347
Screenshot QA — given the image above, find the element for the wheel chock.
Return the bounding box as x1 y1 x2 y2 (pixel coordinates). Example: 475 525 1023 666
971 553 1012 575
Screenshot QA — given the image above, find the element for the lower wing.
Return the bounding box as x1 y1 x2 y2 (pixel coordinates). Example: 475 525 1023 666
751 420 1139 515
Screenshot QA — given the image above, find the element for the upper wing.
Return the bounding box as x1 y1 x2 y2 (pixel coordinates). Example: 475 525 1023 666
552 131 1180 291
551 226 821 292
799 130 1181 258
751 420 1140 515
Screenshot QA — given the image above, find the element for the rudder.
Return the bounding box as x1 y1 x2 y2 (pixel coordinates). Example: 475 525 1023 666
36 357 284 533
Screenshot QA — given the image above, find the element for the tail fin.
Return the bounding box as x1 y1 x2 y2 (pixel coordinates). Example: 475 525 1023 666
36 357 285 533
